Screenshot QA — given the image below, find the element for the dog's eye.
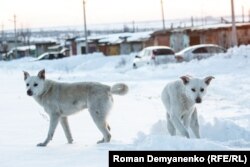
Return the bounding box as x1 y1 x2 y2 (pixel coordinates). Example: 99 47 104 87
191 88 196 92
200 88 204 92
34 83 38 87
26 83 29 87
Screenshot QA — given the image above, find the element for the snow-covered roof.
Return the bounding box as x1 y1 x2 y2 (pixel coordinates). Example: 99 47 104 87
48 45 63 50
190 22 250 31
96 33 131 44
75 31 152 44
75 36 105 43
30 37 58 43
127 31 152 42
16 45 36 51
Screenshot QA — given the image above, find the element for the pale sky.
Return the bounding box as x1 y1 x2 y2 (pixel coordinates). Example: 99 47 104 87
0 0 249 30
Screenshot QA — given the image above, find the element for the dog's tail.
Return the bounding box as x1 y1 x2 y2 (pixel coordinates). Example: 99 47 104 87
111 83 128 95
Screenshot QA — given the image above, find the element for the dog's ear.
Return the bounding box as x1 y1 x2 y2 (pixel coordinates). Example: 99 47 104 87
23 71 30 80
38 69 45 80
204 76 214 85
180 76 190 85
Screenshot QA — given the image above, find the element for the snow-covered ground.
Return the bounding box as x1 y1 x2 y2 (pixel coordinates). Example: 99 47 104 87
0 46 250 167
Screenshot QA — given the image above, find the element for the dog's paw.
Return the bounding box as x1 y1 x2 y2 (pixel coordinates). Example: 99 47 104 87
97 137 111 144
97 138 105 144
68 140 73 144
185 133 190 138
37 143 47 147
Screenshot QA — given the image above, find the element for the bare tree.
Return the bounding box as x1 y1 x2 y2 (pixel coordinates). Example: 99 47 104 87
19 28 32 45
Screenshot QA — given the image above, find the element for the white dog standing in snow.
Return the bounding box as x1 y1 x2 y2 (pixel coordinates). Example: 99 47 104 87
161 75 214 138
23 69 128 146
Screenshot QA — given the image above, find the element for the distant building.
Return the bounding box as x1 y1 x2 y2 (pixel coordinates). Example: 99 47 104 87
151 22 250 51
34 41 57 57
65 37 78 56
3 45 35 60
75 37 99 55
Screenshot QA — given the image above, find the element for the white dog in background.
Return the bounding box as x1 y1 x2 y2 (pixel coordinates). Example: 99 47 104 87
161 75 214 138
23 69 128 146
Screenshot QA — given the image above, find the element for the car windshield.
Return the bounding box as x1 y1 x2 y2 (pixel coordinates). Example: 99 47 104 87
153 49 174 56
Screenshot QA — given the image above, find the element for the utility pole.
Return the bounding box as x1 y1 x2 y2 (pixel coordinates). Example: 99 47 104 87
160 0 166 30
83 0 88 54
242 6 244 22
132 21 135 32
231 0 238 46
10 14 18 59
1 23 4 39
191 16 194 27
8 15 18 59
249 9 250 22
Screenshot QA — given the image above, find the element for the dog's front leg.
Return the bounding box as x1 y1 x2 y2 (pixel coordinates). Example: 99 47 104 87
190 108 200 138
166 113 176 136
60 117 73 144
37 113 60 147
170 113 190 138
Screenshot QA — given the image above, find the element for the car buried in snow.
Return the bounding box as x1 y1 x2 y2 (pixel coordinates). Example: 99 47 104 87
132 46 176 68
36 52 65 61
175 44 226 62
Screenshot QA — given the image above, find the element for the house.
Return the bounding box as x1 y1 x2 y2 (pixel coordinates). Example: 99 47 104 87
3 45 35 60
98 44 108 56
66 23 250 57
75 37 100 55
151 22 250 51
236 24 250 45
108 43 120 56
98 33 128 56
119 36 131 55
35 41 57 57
65 37 78 56
48 44 70 57
97 32 153 56
169 29 189 52
30 37 58 57
0 38 8 58
187 22 250 49
151 30 171 47
126 31 153 53
16 45 36 58
0 37 22 59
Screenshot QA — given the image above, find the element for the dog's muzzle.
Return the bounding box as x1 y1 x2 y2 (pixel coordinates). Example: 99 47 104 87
195 97 202 103
27 89 33 96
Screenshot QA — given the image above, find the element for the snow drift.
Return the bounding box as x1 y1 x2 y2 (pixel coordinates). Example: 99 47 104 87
0 45 250 167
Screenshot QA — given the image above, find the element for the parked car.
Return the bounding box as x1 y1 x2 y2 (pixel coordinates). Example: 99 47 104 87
133 46 175 68
175 44 226 62
36 52 66 61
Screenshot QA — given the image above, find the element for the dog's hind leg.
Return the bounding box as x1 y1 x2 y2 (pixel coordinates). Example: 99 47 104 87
190 108 200 138
166 113 176 136
60 117 73 144
37 113 60 147
89 105 111 144
96 121 111 144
